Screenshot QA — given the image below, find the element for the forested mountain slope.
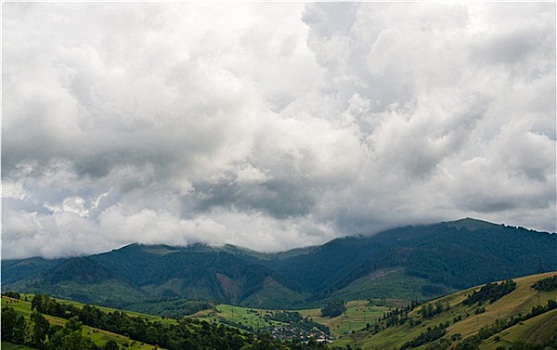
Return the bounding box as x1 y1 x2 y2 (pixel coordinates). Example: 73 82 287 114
2 218 555 309
258 218 556 296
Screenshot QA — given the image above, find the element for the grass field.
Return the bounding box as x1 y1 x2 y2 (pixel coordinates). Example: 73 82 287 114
299 300 389 337
192 303 282 331
1 342 37 350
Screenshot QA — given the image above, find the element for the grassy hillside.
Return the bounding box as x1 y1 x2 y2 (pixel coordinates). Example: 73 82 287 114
1 295 159 349
298 300 391 337
480 309 557 350
193 304 279 331
338 272 557 350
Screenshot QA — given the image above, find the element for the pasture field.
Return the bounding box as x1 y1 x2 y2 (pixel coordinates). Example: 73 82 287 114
192 303 283 331
298 300 389 337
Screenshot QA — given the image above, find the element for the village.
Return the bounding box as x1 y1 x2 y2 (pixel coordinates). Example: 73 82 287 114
269 323 331 343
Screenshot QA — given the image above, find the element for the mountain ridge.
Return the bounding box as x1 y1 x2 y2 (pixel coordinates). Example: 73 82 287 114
2 218 555 309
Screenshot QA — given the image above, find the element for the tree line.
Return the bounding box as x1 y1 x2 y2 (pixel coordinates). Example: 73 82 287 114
2 306 101 350
531 275 557 292
462 280 517 306
399 322 449 349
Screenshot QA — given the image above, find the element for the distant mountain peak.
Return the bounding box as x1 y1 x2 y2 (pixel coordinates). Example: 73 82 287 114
445 217 502 230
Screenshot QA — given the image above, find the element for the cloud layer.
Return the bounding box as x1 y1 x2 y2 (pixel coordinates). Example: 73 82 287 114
3 3 555 259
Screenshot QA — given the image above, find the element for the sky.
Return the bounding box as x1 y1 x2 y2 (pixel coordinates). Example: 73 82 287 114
2 2 556 259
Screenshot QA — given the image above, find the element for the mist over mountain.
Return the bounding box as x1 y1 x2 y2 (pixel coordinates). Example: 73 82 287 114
3 218 555 310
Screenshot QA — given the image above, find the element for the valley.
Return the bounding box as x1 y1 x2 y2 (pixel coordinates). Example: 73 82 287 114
2 272 556 349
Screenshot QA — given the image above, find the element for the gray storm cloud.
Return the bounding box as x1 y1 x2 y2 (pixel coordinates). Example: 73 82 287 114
2 2 555 259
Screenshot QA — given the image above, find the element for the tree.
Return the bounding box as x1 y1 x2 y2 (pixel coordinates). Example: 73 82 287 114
30 310 51 349
532 275 557 291
104 339 120 350
1 306 27 344
435 302 443 315
454 340 480 350
47 316 96 350
145 325 159 345
3 291 21 299
230 334 245 349
321 299 346 317
31 294 49 313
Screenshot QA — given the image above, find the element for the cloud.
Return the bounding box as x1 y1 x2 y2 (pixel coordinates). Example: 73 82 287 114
2 3 555 259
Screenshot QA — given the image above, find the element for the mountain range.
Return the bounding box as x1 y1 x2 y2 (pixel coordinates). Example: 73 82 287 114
2 218 556 310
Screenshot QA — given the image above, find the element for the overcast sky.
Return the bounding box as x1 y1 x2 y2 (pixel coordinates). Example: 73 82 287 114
2 2 556 259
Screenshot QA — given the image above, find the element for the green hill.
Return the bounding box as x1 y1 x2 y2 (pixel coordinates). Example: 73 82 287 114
335 272 557 350
1 295 158 349
6 244 307 309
